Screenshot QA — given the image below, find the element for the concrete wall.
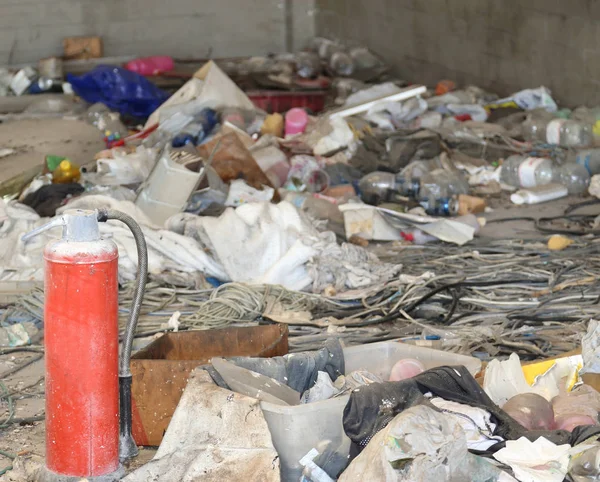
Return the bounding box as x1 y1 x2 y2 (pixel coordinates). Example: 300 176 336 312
315 0 600 107
0 0 315 65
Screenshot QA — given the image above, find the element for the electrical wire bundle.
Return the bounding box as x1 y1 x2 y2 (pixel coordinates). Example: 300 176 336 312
9 235 599 358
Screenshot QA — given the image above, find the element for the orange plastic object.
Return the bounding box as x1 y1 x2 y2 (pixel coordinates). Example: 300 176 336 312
435 80 457 96
44 236 119 477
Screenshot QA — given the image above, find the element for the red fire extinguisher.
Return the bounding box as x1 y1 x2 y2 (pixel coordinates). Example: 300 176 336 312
23 208 147 481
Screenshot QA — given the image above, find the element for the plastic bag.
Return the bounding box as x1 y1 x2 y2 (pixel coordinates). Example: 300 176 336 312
87 146 156 186
552 384 600 431
67 66 170 119
340 405 513 482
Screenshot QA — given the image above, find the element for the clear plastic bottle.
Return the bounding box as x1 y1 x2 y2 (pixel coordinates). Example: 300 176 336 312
417 169 470 208
349 47 381 71
522 112 593 147
571 148 600 175
501 155 590 193
329 51 354 76
554 162 591 194
500 155 554 188
358 171 420 205
296 51 321 79
86 103 128 141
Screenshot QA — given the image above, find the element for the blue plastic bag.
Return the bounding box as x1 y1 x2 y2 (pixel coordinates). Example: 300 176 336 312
67 65 170 119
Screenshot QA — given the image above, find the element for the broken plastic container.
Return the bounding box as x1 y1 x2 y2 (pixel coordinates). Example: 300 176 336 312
260 340 481 481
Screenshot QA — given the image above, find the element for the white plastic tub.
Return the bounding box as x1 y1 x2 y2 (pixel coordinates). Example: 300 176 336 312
260 340 481 481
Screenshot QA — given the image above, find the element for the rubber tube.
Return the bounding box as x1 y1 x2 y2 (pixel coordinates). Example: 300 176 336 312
97 208 148 461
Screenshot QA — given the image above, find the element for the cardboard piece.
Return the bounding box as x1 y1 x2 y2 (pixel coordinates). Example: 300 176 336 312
196 132 274 191
131 325 288 446
63 36 103 60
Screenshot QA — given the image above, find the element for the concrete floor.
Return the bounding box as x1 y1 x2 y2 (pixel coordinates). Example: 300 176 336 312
0 118 105 194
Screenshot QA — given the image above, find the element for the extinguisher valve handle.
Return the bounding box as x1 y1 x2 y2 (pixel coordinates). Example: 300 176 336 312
21 217 65 243
22 209 101 243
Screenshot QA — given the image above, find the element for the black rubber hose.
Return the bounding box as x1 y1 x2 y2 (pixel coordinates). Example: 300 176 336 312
97 209 148 377
97 208 148 462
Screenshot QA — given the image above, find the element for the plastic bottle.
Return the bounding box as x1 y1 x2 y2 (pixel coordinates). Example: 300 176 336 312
52 160 81 184
500 155 554 188
572 148 600 175
86 103 128 143
417 169 470 214
554 162 591 194
523 113 593 147
329 51 354 76
296 52 321 79
521 110 555 142
125 56 175 76
358 171 420 205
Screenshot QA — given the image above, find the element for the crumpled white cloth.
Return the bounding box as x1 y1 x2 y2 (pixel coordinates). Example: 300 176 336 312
170 201 402 293
1 197 401 292
0 199 226 284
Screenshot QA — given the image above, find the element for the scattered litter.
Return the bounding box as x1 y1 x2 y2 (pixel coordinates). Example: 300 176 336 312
5 32 600 482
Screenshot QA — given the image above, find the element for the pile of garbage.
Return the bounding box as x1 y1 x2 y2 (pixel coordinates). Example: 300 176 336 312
3 37 600 290
116 329 600 482
6 37 600 482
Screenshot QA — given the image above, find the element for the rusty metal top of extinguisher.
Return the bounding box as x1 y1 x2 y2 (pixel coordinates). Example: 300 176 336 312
22 209 101 243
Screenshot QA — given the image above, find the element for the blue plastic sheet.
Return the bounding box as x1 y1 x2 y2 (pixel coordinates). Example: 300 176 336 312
67 65 170 119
